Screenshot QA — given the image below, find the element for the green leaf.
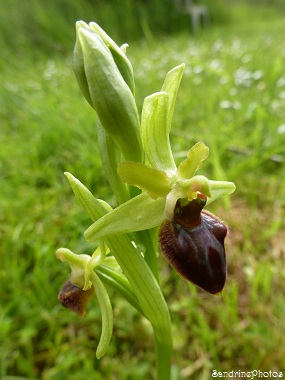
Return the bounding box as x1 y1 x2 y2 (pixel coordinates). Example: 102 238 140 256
84 192 166 241
90 272 113 359
207 180 236 205
117 161 171 199
161 63 185 133
177 141 209 179
141 92 176 172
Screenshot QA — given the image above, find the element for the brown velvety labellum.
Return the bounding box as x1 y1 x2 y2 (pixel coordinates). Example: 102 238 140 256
159 196 228 294
58 280 94 317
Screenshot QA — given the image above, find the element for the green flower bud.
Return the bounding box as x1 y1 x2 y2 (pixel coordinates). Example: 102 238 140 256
89 22 135 94
73 21 143 162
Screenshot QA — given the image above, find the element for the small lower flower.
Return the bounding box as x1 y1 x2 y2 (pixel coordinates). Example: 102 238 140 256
56 245 114 358
58 279 94 317
158 194 228 294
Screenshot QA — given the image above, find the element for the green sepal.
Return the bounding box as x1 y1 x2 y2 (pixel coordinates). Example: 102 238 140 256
141 92 176 172
84 193 166 242
89 21 135 94
117 161 171 199
161 63 185 133
90 272 113 359
177 141 209 179
73 21 94 108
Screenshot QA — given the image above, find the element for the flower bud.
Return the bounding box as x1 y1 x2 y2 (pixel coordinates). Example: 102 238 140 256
158 194 228 294
73 22 142 162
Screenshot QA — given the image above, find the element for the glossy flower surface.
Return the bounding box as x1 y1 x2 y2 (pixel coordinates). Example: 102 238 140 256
159 195 228 294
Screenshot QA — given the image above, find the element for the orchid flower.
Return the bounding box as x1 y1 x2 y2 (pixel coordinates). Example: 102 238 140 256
83 64 235 243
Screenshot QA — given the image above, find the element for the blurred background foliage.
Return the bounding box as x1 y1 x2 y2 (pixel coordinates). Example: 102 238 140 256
1 0 285 379
1 0 285 59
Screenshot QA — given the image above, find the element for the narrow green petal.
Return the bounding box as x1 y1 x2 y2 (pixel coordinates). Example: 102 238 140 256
177 141 209 179
117 161 171 198
141 92 176 172
90 272 113 359
161 63 185 133
84 193 166 241
207 180 236 205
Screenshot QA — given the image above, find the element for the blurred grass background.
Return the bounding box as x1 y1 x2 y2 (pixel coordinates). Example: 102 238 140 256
1 0 285 379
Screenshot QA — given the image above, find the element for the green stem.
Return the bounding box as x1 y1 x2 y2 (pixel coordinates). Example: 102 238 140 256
135 227 159 282
155 334 172 380
97 121 130 205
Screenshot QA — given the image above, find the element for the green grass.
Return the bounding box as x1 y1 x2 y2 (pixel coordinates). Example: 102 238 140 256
1 1 285 379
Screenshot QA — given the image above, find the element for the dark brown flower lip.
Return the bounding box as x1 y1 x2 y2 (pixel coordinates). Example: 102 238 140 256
158 196 228 294
58 279 94 317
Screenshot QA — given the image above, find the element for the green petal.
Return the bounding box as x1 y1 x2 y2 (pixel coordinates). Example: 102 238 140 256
207 180 236 205
161 63 185 133
141 92 176 172
177 141 209 179
117 161 171 199
84 193 166 241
